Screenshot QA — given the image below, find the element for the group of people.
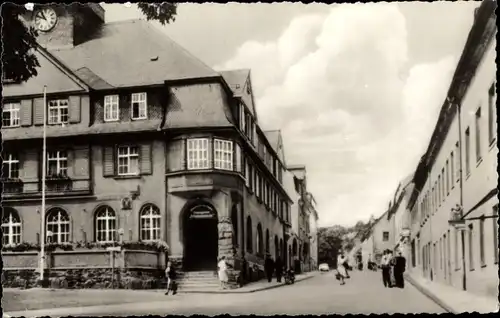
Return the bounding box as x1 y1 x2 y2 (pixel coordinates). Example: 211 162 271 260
380 249 406 289
264 253 284 283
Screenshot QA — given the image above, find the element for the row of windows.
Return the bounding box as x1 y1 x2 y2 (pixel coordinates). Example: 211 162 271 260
1 204 161 246
245 215 283 258
244 157 291 224
414 205 499 274
2 92 150 128
239 103 284 184
186 138 235 171
418 82 496 224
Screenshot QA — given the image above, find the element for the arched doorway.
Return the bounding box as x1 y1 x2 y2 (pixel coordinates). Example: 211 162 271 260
183 203 218 271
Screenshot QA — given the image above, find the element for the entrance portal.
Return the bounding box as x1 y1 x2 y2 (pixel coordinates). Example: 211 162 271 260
183 204 218 271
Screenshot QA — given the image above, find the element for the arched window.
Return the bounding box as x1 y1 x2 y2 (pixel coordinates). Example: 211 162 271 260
2 208 21 245
257 223 263 255
46 208 70 243
265 229 270 253
140 204 161 241
231 205 238 246
95 206 117 243
274 235 279 259
246 216 253 253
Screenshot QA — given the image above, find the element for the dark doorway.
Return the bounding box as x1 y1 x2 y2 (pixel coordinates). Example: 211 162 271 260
183 205 218 271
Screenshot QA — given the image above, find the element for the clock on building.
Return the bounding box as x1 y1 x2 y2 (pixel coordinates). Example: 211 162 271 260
34 7 58 32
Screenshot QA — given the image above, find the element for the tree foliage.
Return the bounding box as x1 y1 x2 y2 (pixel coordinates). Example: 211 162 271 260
1 3 40 83
1 2 178 84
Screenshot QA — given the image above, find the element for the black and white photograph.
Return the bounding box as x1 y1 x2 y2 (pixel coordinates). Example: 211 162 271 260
1 1 498 316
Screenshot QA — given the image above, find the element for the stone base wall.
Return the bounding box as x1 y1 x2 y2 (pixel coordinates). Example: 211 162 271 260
2 268 164 290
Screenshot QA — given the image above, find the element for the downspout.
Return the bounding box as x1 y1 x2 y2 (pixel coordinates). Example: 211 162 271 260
455 100 467 291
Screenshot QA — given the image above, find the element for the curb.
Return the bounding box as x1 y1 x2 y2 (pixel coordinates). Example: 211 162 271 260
179 273 316 294
403 273 456 314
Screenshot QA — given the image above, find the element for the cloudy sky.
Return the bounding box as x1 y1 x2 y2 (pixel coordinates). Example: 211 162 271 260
103 2 479 227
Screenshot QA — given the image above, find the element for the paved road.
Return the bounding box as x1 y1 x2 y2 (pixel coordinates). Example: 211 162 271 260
8 270 446 316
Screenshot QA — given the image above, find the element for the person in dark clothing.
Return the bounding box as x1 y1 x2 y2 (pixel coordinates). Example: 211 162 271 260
393 250 406 288
264 253 275 283
274 256 283 282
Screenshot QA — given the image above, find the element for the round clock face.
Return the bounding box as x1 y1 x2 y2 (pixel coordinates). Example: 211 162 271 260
34 8 58 32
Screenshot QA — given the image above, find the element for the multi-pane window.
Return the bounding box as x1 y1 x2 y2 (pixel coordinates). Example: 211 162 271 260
187 139 209 170
48 99 69 124
479 215 485 266
117 146 139 175
465 128 471 175
488 83 496 143
104 95 119 121
140 205 161 241
468 224 474 270
244 160 250 187
255 171 261 199
240 104 246 132
2 103 20 127
214 139 233 170
47 151 68 177
46 208 70 243
2 153 19 179
475 108 482 161
95 206 117 243
2 209 21 246
131 92 147 120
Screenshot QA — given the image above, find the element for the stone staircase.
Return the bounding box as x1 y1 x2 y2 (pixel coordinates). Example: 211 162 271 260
175 271 221 292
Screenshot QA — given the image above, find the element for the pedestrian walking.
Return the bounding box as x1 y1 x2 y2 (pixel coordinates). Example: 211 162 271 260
264 253 275 283
164 261 177 295
336 252 348 285
217 256 229 289
275 256 283 283
381 250 392 288
393 250 406 288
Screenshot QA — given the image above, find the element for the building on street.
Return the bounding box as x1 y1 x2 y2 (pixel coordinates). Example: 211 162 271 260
1 3 296 289
400 0 497 303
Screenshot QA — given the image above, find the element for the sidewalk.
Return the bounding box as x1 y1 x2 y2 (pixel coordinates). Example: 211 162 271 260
404 272 498 314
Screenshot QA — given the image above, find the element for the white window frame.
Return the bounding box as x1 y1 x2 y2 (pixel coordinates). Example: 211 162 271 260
140 205 161 241
2 103 20 127
131 92 147 120
47 150 68 177
95 206 117 243
187 138 209 170
48 99 69 124
117 145 139 176
104 95 120 122
46 209 70 244
214 139 233 170
3 153 20 179
2 210 21 246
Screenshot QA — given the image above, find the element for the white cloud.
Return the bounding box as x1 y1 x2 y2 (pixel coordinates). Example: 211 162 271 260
215 3 461 227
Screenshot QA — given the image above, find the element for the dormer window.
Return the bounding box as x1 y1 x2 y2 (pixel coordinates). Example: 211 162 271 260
48 99 69 125
104 95 119 122
2 103 20 128
131 93 147 120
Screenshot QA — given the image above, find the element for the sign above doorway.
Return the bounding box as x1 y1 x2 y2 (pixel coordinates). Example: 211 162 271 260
189 205 216 220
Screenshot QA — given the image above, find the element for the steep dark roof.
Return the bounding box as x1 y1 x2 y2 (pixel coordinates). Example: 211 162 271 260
50 19 219 88
263 130 280 153
74 67 114 90
220 69 250 97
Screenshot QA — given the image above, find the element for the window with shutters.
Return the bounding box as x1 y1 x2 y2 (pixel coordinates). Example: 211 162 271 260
2 103 20 127
2 208 21 246
187 138 209 170
46 208 70 244
104 95 119 122
47 151 68 177
117 146 139 175
131 92 147 120
140 204 161 241
48 99 69 124
214 139 233 170
2 153 19 179
95 206 117 243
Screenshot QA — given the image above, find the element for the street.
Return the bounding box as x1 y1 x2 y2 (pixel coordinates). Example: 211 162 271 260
6 270 446 316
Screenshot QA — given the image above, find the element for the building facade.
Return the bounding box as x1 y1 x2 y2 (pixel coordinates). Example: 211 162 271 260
308 196 319 270
404 0 497 300
1 3 293 289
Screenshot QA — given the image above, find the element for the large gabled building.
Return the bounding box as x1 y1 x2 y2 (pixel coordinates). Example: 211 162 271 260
1 3 293 289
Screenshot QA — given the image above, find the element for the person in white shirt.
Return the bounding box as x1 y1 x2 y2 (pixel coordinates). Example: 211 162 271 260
381 250 392 287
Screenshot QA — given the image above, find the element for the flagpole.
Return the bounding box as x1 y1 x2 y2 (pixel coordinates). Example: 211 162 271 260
40 85 47 282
